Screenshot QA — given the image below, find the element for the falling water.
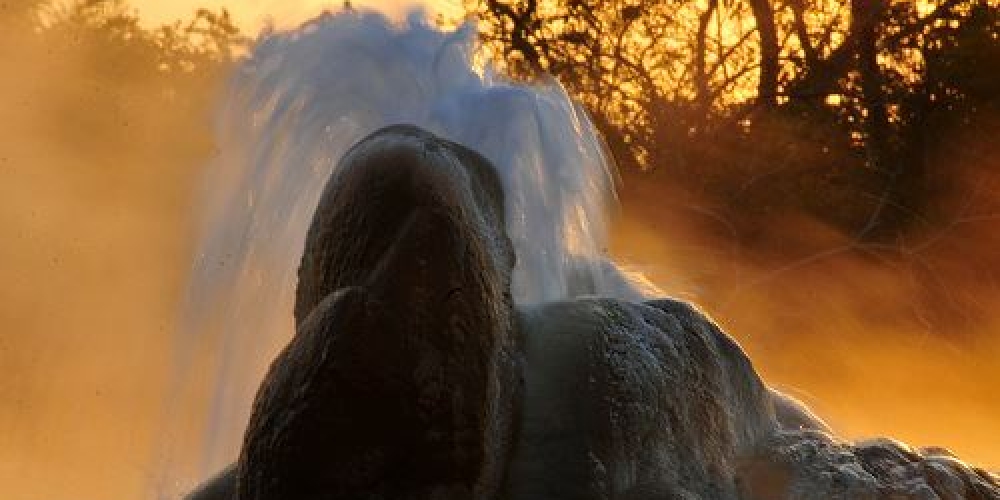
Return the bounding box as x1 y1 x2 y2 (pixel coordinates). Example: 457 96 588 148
163 8 654 496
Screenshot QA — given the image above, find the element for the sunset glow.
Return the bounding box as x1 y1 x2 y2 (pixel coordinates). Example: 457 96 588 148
3 1 999 499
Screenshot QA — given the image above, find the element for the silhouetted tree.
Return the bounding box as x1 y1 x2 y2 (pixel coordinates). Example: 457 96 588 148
474 0 1000 239
3 0 248 181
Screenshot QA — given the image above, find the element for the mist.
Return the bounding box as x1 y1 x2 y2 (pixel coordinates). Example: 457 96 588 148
612 137 1000 469
0 1 998 499
0 3 230 498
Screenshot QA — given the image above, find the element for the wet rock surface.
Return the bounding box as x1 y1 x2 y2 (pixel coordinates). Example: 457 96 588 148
188 126 999 500
504 298 774 500
742 433 1000 499
238 126 519 500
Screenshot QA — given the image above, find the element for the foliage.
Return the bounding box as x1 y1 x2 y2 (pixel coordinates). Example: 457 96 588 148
9 0 1000 243
2 0 248 172
471 0 1000 239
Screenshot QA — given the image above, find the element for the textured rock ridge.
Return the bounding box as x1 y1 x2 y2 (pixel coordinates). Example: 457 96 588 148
187 126 999 500
741 433 1000 499
504 298 775 500
237 125 520 500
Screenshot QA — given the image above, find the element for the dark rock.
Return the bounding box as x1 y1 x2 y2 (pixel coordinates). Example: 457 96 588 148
742 431 1000 499
189 125 1000 500
237 125 520 500
185 464 236 500
504 297 775 500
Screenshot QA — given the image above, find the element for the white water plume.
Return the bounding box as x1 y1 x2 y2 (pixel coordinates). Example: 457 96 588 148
165 8 647 494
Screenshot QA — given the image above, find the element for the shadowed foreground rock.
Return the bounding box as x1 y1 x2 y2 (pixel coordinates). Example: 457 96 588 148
187 126 999 500
238 125 519 500
740 433 1000 499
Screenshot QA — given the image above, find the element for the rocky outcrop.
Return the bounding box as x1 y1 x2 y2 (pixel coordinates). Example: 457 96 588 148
188 125 999 500
504 297 775 499
237 125 520 500
741 433 1000 499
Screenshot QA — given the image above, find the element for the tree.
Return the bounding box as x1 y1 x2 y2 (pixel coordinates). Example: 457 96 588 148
474 0 1000 239
747 0 780 105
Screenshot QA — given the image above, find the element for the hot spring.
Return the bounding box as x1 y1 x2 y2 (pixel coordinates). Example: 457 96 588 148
159 10 651 496
156 8 1000 500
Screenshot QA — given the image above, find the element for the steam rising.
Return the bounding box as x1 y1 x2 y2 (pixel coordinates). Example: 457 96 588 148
3 1 999 499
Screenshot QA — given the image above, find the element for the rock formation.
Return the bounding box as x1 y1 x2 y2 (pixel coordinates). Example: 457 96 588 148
188 126 999 500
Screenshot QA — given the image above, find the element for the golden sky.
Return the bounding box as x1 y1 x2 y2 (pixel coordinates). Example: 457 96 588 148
129 0 464 32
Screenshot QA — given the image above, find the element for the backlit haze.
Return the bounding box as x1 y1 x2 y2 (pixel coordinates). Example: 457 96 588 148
1 1 998 500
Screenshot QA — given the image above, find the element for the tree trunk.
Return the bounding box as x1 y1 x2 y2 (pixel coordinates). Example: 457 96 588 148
852 0 893 236
790 0 818 69
747 0 781 105
853 0 889 169
695 0 718 112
